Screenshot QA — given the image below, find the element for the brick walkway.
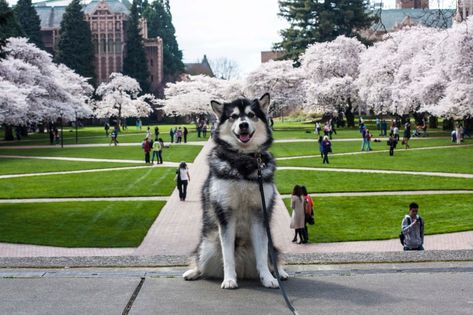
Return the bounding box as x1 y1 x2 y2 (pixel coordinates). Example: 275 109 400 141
1 140 472 258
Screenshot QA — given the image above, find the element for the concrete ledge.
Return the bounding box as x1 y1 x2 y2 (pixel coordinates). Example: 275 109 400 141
1 250 473 268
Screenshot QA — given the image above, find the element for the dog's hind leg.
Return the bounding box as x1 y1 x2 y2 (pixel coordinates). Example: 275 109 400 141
251 220 279 288
219 219 238 289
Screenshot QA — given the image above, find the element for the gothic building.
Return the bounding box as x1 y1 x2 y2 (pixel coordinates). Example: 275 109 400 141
34 0 163 94
455 0 473 22
395 0 429 9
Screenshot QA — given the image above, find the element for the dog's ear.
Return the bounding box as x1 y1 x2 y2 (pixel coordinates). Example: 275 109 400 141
211 100 224 118
258 93 270 114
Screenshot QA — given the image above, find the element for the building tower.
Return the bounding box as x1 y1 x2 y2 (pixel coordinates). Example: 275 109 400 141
395 0 429 9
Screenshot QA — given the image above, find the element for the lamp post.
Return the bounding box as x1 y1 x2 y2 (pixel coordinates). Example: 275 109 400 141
60 112 64 148
75 111 78 144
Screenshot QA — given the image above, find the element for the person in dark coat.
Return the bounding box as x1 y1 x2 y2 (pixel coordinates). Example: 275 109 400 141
322 136 332 164
183 127 188 143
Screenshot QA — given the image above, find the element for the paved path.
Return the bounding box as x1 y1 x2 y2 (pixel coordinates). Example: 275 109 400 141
0 165 178 179
273 136 449 143
276 143 473 161
280 190 473 198
278 166 473 178
0 141 205 150
0 154 183 166
0 196 170 203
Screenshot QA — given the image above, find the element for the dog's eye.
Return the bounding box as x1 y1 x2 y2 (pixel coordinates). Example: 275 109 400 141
230 114 239 120
247 112 255 118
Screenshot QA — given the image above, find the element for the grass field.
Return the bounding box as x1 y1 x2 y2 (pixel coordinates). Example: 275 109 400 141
0 120 470 247
0 158 138 175
0 201 165 247
0 144 203 163
275 145 473 174
0 167 177 199
275 170 473 194
283 194 473 243
0 124 210 146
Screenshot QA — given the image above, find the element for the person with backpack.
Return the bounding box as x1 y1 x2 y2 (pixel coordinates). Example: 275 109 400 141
301 186 314 242
290 185 306 244
400 202 424 251
151 137 162 165
322 136 332 164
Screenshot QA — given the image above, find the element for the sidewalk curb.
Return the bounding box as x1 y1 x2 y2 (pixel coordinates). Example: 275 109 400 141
1 250 472 268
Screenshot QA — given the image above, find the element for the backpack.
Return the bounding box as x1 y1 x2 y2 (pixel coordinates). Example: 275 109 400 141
399 216 423 245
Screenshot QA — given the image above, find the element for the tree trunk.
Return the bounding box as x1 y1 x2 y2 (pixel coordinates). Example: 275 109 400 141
428 116 438 129
443 118 454 130
3 125 14 141
464 117 473 131
345 99 355 128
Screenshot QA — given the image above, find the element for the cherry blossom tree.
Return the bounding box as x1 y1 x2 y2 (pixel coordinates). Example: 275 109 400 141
0 37 93 139
301 36 365 126
93 72 154 122
161 75 244 116
244 60 305 117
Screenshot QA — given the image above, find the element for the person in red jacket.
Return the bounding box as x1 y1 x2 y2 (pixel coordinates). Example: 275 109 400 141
142 138 151 164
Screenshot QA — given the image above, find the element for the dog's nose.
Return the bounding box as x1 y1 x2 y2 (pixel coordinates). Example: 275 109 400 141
239 122 249 130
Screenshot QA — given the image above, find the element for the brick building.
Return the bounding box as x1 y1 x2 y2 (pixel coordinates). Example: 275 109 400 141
395 0 429 9
34 0 163 94
455 0 473 22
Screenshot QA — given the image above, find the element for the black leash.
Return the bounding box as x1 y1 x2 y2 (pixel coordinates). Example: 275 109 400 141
256 154 299 315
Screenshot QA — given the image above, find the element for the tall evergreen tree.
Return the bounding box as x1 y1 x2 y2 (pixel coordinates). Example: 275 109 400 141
275 0 375 62
144 0 184 82
0 0 23 44
55 0 95 84
13 0 43 48
123 0 150 92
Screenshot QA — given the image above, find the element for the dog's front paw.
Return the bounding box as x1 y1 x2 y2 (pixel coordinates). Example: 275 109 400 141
221 278 238 289
261 275 279 289
183 268 201 280
278 269 289 281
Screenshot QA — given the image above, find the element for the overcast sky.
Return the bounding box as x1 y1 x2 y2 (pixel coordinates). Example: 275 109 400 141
9 0 456 76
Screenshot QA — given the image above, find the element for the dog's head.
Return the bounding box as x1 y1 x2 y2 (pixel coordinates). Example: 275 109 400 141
211 93 272 153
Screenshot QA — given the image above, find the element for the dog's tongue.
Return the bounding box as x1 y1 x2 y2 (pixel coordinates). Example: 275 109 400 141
239 134 250 142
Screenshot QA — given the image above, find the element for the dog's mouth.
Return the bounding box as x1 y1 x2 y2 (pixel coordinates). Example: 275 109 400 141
234 130 255 143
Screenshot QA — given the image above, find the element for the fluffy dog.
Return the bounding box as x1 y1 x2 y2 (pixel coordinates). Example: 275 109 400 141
183 93 288 289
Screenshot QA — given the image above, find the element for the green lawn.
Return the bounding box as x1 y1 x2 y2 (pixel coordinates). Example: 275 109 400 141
284 194 473 243
0 144 202 163
276 145 473 174
275 170 473 194
271 138 458 158
0 124 210 146
0 201 165 247
0 158 138 175
0 167 176 198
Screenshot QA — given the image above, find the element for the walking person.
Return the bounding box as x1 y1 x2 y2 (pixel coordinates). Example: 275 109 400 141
403 122 411 149
290 185 306 244
154 126 159 139
365 128 372 151
387 133 398 156
401 202 424 251
361 126 368 151
203 123 208 138
322 136 332 164
157 138 164 164
315 121 321 135
142 138 151 164
183 127 188 143
110 129 118 146
151 137 162 165
381 119 387 136
176 162 190 201
318 136 324 158
301 186 314 242
170 127 175 143
176 127 183 143
104 122 110 137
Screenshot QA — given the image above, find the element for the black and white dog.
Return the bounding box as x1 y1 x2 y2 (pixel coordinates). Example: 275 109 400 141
183 93 288 289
